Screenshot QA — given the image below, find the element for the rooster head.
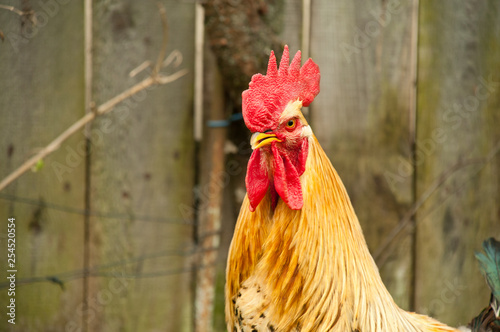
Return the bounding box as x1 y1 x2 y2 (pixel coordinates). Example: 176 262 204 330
242 45 320 212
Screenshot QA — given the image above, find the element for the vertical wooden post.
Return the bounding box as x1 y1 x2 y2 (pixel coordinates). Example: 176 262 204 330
195 40 227 332
89 1 196 331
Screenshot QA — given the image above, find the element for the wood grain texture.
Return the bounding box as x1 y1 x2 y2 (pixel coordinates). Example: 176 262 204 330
0 0 85 330
310 0 416 310
89 1 195 331
415 0 500 326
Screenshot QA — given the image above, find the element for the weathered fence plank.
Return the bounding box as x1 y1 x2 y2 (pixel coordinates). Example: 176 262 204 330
310 0 417 309
0 1 85 331
415 1 500 326
88 1 195 331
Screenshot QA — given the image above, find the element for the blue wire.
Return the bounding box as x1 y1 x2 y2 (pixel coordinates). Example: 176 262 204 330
206 113 243 127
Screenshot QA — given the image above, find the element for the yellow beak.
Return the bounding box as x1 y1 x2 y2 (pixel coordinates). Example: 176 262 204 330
250 132 282 150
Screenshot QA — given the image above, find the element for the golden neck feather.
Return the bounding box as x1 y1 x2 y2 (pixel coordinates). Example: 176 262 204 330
226 135 457 331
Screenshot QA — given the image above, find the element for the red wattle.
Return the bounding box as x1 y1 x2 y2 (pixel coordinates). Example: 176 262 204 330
272 144 304 210
246 138 309 211
296 138 309 176
246 148 270 212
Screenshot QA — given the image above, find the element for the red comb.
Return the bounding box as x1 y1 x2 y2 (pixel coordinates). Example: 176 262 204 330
242 45 320 133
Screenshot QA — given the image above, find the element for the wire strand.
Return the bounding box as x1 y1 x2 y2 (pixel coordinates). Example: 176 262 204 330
0 193 195 225
0 246 218 288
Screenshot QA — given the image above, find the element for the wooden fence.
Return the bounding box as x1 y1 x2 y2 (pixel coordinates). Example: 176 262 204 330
0 0 499 331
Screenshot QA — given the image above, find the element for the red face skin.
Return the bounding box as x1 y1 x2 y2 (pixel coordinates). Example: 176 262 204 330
246 115 309 212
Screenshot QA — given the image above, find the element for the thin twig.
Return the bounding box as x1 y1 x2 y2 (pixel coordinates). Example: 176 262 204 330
129 60 152 78
0 4 36 25
0 4 29 16
374 141 500 267
153 2 169 77
0 4 188 192
163 50 183 68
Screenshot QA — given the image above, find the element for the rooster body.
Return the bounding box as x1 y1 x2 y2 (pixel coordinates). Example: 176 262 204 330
226 46 459 332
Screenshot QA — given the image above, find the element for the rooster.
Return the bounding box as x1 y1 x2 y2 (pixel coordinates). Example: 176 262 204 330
225 46 460 331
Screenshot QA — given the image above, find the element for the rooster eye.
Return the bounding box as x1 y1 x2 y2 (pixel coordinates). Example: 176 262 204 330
286 119 296 130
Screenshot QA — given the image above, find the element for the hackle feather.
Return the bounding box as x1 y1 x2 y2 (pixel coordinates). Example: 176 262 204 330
226 133 459 331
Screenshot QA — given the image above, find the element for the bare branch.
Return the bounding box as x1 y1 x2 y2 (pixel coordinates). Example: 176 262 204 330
0 5 188 192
